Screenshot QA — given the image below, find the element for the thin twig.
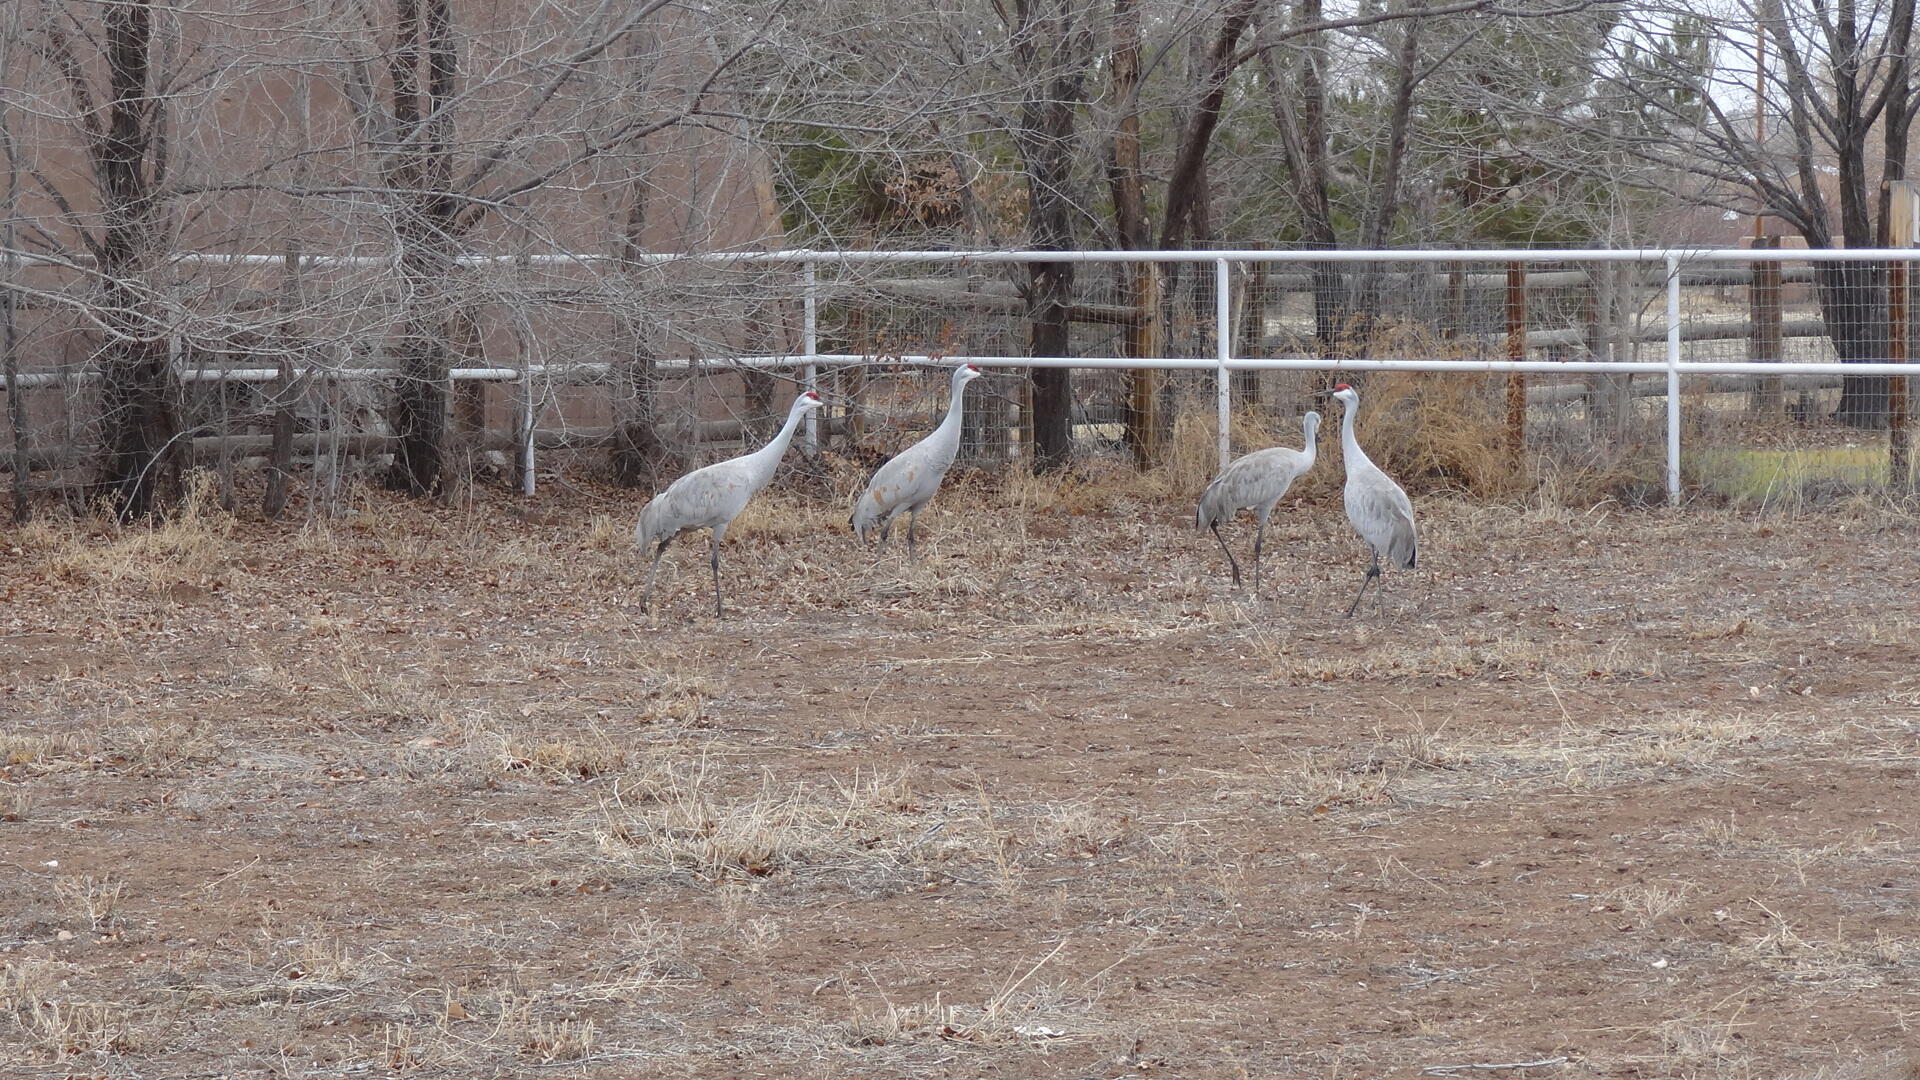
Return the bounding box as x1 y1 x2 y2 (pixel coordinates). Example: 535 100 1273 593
1423 1056 1569 1074
199 855 262 893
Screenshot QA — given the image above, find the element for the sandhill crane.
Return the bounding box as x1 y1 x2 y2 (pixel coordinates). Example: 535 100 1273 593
850 364 983 554
1324 383 1417 616
1195 411 1321 591
635 391 825 616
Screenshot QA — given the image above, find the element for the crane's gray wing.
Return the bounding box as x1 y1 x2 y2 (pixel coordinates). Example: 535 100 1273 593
1347 474 1417 570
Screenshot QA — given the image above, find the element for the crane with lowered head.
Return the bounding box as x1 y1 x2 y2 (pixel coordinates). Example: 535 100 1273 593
850 364 983 555
1195 410 1321 592
635 390 825 616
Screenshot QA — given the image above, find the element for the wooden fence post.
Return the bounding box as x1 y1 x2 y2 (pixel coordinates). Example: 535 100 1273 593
1124 261 1164 467
1505 262 1526 456
1749 236 1783 416
1891 259 1910 489
1232 258 1265 409
1888 182 1917 490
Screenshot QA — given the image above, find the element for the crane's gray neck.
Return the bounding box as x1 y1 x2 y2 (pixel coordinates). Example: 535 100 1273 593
941 374 973 429
744 403 809 474
1301 415 1321 462
1339 399 1368 467
927 373 972 450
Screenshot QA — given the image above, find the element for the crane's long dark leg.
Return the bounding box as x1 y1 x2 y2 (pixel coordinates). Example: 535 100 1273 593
709 531 724 618
642 534 675 613
1252 512 1271 595
1346 556 1380 618
905 508 920 560
1209 521 1242 588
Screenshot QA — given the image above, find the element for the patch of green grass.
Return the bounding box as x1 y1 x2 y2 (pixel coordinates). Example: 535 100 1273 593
1691 446 1904 499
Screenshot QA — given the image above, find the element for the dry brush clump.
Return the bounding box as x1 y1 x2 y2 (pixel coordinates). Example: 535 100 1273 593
813 937 1114 1054
0 717 222 779
17 471 238 591
586 762 978 888
1 958 145 1061
570 759 1135 895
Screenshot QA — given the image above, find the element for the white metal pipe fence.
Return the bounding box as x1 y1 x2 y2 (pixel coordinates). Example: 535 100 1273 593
5 247 1918 503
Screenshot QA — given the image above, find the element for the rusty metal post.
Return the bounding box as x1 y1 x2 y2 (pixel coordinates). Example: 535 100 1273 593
1505 262 1526 456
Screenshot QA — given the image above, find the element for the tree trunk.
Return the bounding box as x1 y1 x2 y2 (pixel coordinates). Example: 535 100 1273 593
1262 0 1345 362
1349 0 1425 338
383 0 460 495
1818 261 1891 428
2 89 25 524
1010 0 1091 471
610 159 673 486
93 0 180 520
1107 0 1163 466
1028 260 1074 470
386 331 451 492
611 332 671 487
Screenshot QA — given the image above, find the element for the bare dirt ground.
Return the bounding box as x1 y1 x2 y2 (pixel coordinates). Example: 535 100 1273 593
3 472 1918 1079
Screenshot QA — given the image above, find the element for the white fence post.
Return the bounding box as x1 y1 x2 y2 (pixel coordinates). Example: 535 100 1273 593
1215 257 1231 469
1665 256 1682 504
802 261 818 454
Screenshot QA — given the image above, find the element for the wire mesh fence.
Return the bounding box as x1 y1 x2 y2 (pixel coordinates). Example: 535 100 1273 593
3 247 1916 513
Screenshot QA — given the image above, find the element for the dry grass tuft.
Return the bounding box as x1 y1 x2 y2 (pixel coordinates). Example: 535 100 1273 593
33 471 237 588
589 762 972 886
832 983 1103 1050
499 731 630 781
827 942 1107 1052
1 959 142 1060
1 729 95 770
1740 902 1920 990
53 874 126 933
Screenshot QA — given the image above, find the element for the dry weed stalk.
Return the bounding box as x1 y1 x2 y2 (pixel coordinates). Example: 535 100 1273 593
833 940 1103 1050
1 959 139 1059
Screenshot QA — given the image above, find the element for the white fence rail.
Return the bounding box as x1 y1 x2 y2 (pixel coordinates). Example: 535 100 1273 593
6 246 1918 503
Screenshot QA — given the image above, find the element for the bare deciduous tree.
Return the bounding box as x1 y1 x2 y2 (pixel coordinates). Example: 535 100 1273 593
1589 0 1920 427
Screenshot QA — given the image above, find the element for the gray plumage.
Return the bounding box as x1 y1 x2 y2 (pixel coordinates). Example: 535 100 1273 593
850 364 982 554
1196 411 1320 591
635 391 825 616
1326 384 1417 616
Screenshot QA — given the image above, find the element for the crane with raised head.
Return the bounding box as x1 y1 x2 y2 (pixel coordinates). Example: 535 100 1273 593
1195 410 1321 592
1323 383 1417 616
850 364 983 555
635 390 825 616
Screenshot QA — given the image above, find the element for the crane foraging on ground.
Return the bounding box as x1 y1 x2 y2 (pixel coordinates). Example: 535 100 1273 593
1195 410 1321 592
850 364 983 555
635 390 825 616
1323 383 1417 617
